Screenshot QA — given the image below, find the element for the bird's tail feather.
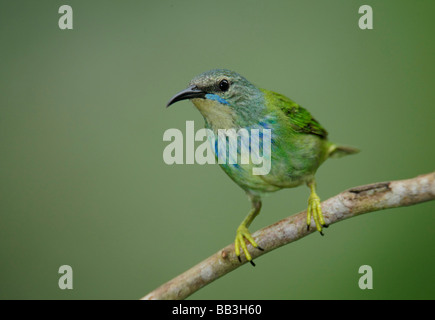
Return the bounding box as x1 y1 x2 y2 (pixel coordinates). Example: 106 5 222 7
328 144 360 159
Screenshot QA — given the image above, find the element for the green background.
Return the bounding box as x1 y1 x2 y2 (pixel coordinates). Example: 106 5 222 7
1 0 434 300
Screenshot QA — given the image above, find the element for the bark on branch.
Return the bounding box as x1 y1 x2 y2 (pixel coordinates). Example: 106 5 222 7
142 172 435 300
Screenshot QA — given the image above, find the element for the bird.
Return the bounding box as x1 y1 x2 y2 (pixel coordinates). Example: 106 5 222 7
166 69 358 266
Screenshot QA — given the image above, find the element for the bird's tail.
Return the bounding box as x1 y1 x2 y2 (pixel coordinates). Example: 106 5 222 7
328 144 360 159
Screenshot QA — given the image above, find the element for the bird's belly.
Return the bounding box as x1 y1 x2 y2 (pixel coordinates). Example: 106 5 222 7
212 141 308 194
262 134 328 188
219 162 281 193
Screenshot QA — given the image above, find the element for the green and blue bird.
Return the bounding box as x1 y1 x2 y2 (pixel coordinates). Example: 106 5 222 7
166 69 358 266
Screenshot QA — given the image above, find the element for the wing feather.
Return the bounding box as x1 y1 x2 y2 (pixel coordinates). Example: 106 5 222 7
261 89 328 139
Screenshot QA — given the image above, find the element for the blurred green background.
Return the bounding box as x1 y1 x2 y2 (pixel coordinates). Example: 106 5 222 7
0 0 434 300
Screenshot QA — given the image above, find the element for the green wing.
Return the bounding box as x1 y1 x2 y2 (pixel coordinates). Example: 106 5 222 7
261 89 328 139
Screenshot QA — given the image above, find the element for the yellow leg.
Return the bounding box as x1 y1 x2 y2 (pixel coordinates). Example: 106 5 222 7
306 179 328 235
234 195 263 266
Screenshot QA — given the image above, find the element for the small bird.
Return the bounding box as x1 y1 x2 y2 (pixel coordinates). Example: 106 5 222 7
166 69 358 266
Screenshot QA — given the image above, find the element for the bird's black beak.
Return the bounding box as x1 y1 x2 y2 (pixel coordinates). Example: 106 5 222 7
166 85 206 108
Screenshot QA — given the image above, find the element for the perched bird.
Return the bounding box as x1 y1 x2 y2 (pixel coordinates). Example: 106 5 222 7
166 69 358 266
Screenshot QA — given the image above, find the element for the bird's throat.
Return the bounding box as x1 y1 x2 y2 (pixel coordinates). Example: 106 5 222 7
191 98 236 131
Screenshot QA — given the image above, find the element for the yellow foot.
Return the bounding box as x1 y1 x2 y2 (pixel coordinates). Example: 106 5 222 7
234 225 263 266
306 193 328 235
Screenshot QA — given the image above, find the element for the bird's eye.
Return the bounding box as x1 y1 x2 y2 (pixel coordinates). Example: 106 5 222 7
219 79 230 92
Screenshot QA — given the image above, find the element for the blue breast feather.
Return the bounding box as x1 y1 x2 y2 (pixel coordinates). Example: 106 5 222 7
209 116 276 170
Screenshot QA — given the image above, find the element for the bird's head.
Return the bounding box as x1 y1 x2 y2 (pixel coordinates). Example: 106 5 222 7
166 69 265 130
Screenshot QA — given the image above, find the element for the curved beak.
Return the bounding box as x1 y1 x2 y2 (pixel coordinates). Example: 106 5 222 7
166 85 206 108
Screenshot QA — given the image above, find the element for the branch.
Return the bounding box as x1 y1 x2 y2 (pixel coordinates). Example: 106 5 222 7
142 172 435 300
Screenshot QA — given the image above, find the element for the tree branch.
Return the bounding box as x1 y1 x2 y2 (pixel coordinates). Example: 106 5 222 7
142 172 435 300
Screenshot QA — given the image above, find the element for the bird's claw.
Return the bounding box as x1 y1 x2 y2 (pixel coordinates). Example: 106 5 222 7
234 225 262 266
306 193 327 234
